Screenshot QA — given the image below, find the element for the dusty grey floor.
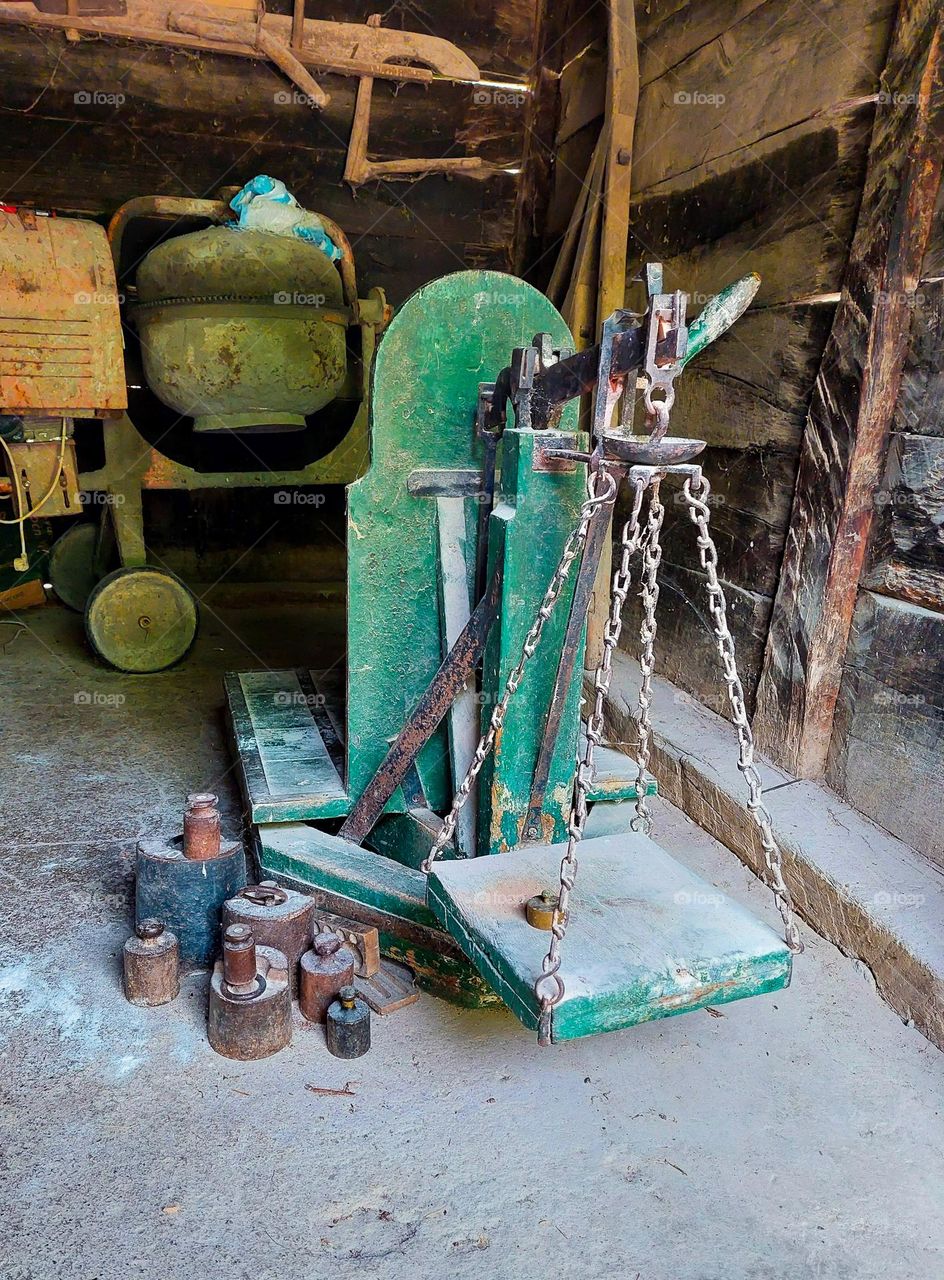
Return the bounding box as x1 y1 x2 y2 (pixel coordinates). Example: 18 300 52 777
1 601 942 1280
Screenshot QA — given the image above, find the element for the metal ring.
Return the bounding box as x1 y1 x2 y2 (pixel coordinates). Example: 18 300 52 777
533 971 565 1007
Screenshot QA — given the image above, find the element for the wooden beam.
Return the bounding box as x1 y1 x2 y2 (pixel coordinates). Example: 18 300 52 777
0 5 477 83
587 0 639 665
596 0 638 329
753 3 944 777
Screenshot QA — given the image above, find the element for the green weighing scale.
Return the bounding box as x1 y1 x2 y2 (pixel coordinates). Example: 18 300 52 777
225 267 800 1043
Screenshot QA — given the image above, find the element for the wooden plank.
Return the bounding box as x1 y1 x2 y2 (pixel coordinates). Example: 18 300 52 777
656 447 798 598
365 808 454 871
0 114 517 240
597 0 637 326
586 743 658 803
510 0 561 278
556 39 605 148
226 670 352 823
0 27 520 164
286 0 537 76
864 431 944 610
826 591 944 867
586 0 639 666
679 308 835 418
631 0 896 195
0 0 534 77
632 115 873 307
893 279 944 437
427 831 792 1040
625 561 773 720
636 0 768 87
256 823 502 1007
259 821 439 928
561 123 606 346
754 8 944 776
478 428 585 853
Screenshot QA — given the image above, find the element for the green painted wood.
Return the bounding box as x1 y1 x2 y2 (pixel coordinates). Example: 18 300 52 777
427 832 792 1041
259 821 437 927
226 670 351 823
365 807 462 871
346 271 576 819
256 822 500 1007
583 799 643 838
376 936 502 1010
478 429 584 854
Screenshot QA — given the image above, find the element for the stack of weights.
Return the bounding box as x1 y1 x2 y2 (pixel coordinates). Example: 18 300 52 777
135 794 246 965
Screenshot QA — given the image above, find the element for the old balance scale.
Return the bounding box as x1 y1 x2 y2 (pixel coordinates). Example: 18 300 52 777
226 265 802 1044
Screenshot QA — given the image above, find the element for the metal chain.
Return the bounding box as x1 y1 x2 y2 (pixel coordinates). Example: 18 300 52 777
680 473 803 955
631 481 665 835
420 466 619 876
533 475 649 1042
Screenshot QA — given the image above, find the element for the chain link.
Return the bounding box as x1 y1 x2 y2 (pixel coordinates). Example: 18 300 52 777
420 466 619 876
423 456 803 1049
630 482 665 835
532 476 650 1041
679 473 803 955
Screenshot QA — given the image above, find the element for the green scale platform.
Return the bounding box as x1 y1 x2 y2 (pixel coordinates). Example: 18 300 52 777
427 833 792 1042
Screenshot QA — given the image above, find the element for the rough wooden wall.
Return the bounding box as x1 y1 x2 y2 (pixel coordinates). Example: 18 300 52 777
530 0 898 713
619 0 898 713
827 207 944 866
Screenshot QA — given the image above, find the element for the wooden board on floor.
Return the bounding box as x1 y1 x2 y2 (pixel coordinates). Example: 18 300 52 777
226 669 352 823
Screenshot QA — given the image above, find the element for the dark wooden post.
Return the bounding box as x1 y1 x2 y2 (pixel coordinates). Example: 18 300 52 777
753 2 944 777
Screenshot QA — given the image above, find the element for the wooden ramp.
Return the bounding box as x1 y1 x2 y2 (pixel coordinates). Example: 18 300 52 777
226 667 654 825
226 669 350 823
426 832 792 1042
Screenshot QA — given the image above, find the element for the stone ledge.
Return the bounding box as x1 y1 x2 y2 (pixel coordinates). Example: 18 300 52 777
600 651 944 1050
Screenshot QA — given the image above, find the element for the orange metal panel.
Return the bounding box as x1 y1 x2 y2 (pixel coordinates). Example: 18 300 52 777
0 210 127 416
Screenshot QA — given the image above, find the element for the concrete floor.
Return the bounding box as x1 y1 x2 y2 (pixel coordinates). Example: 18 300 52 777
1 600 943 1280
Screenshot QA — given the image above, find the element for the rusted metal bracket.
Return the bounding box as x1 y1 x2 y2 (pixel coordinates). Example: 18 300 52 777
481 272 756 438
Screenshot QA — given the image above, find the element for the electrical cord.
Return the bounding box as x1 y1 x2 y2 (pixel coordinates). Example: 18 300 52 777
0 419 69 570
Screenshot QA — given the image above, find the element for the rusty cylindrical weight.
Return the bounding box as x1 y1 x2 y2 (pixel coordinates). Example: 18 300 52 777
135 793 246 965
221 923 259 993
299 931 356 1024
525 890 563 931
223 881 314 995
123 918 180 1006
183 792 222 860
326 985 370 1059
208 927 292 1060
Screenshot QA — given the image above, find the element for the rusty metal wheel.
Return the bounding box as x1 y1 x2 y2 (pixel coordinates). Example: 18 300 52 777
84 566 198 673
47 522 100 612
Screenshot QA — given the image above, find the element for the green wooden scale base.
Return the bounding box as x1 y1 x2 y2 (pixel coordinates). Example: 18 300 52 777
225 271 792 1041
